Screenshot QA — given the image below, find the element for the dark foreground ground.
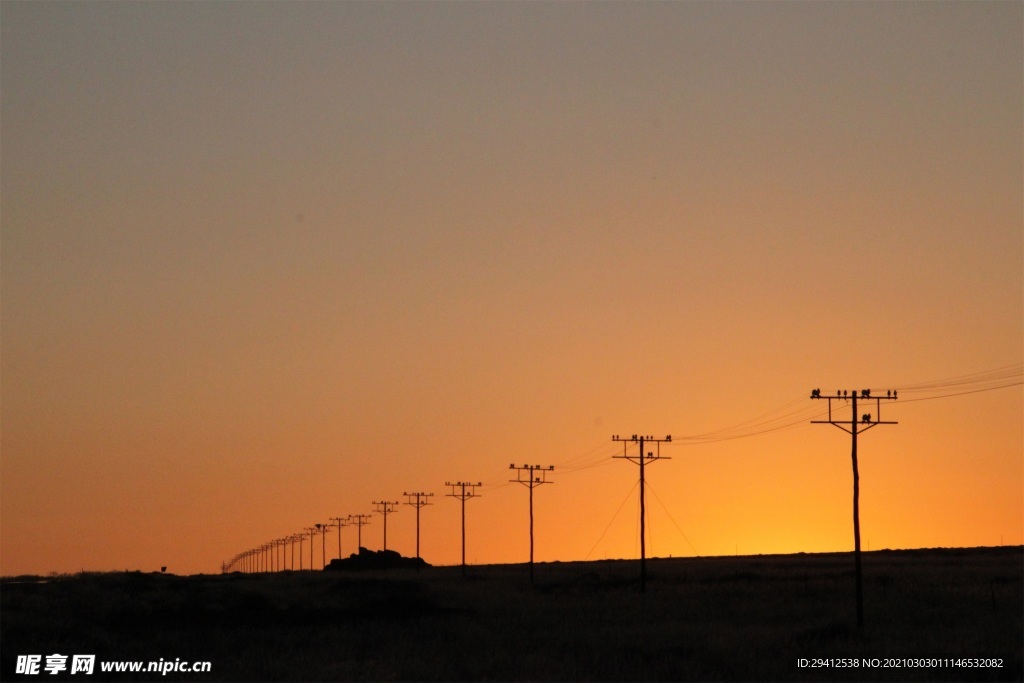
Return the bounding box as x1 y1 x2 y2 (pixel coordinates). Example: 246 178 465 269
2 547 1021 682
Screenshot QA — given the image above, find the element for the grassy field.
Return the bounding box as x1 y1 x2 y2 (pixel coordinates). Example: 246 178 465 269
2 546 1021 682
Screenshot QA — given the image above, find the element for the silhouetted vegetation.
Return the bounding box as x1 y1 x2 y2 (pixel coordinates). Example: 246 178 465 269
2 547 1020 681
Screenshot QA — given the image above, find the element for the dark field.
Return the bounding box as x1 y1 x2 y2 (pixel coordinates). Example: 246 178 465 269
2 547 1021 682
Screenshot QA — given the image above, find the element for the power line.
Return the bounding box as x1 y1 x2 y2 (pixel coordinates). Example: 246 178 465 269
585 479 639 561
893 363 1022 394
645 480 698 556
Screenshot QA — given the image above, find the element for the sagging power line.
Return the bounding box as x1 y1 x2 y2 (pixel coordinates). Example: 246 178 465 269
221 364 1016 575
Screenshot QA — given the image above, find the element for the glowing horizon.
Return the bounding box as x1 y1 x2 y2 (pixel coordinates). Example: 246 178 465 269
2 1 1021 576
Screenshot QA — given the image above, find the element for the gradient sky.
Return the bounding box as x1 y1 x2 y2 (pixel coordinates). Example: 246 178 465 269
2 1 1021 576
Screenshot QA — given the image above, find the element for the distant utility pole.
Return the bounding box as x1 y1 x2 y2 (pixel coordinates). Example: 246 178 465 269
509 464 555 584
373 501 399 552
316 523 330 569
330 516 349 562
810 387 897 630
445 481 482 577
350 514 372 550
613 434 672 593
403 492 434 569
305 527 318 570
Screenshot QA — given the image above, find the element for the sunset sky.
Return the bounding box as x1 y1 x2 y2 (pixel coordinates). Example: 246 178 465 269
2 1 1021 577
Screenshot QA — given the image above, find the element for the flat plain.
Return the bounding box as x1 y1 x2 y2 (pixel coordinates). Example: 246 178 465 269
2 546 1021 682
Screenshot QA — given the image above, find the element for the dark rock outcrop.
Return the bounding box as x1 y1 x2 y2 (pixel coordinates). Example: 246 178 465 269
325 547 429 571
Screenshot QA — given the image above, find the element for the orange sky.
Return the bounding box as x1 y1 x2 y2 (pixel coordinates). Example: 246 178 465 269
2 1 1021 576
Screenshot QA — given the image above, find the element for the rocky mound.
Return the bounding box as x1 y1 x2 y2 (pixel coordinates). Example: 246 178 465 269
325 547 429 571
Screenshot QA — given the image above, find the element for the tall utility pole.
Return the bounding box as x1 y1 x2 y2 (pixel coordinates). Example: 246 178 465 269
445 481 482 577
509 464 555 584
811 388 897 630
403 492 434 569
350 514 372 550
613 434 672 593
372 501 399 552
330 516 349 562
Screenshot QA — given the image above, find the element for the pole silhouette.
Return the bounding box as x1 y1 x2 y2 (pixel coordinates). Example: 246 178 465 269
330 516 349 562
349 514 371 551
305 527 317 570
373 501 399 552
810 388 897 630
613 434 672 593
445 481 482 577
403 492 434 569
316 523 330 569
509 464 554 584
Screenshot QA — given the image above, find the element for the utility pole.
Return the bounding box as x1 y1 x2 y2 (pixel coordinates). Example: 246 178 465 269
509 464 555 584
445 481 482 577
305 526 317 570
330 516 349 562
403 492 434 569
810 387 897 630
372 501 399 552
613 434 672 593
315 523 329 569
350 514 372 551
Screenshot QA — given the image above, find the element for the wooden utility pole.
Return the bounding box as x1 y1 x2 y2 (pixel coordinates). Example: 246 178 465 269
305 526 318 570
330 516 349 562
373 501 399 552
613 434 672 593
316 523 330 569
810 388 897 630
445 481 482 577
349 514 372 550
509 464 554 583
403 492 434 569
